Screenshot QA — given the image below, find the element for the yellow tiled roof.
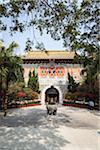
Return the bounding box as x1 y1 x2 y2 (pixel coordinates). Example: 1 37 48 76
22 50 75 59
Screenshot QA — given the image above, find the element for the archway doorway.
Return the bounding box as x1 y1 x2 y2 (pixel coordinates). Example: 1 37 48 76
45 86 59 104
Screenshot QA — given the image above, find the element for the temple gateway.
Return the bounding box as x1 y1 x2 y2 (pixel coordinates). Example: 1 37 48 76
22 50 83 104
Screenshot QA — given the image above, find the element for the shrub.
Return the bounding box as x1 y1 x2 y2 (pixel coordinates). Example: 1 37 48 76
16 91 26 98
8 83 39 103
64 92 78 100
16 91 26 101
32 91 38 99
8 82 25 102
23 87 38 100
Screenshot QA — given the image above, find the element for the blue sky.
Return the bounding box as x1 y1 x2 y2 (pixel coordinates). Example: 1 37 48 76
0 28 65 55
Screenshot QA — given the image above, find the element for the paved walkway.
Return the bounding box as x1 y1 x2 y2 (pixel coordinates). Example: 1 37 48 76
0 105 100 150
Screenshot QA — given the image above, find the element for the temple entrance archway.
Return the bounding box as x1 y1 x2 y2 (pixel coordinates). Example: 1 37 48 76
41 85 63 104
45 86 59 104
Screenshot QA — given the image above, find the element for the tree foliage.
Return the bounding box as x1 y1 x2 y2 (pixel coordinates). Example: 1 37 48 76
0 0 99 98
0 0 99 51
80 0 99 52
28 70 39 93
0 0 80 49
0 41 24 116
67 72 79 93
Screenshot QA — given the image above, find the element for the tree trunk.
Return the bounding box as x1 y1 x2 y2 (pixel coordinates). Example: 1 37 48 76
3 91 8 117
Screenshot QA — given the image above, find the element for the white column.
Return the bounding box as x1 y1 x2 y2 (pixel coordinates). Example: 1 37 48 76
23 67 30 87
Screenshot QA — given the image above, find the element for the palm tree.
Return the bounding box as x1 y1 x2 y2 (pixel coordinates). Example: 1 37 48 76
0 41 23 116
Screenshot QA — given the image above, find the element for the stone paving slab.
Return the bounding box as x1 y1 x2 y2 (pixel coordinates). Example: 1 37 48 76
0 106 100 150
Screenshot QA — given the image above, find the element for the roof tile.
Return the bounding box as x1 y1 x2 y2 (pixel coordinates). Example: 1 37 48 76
22 50 75 59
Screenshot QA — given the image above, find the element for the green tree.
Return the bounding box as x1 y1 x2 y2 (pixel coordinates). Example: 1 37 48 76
0 0 99 52
80 0 99 52
0 0 80 50
0 0 99 99
78 0 99 99
28 70 39 93
0 41 23 116
67 72 79 93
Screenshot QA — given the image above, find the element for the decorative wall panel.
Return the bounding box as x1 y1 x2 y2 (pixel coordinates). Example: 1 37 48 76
39 67 65 77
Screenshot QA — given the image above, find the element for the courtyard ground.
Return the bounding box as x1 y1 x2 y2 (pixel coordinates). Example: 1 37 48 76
0 105 100 150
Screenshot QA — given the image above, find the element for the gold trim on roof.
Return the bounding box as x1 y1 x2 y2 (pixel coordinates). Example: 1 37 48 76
22 50 75 59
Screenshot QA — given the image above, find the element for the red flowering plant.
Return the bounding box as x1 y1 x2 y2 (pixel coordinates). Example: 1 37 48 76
16 91 26 101
15 91 26 105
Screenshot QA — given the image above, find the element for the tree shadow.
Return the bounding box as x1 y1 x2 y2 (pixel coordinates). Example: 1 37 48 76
0 126 70 150
0 106 99 130
87 109 100 116
0 107 72 128
0 108 70 150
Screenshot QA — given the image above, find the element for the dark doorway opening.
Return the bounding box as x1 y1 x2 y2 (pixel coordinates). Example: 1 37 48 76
45 86 59 104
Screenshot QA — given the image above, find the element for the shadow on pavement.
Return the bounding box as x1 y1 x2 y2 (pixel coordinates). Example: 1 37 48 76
0 106 99 129
0 108 71 150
